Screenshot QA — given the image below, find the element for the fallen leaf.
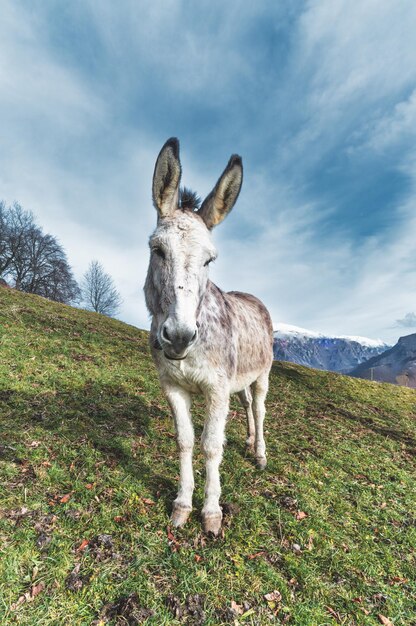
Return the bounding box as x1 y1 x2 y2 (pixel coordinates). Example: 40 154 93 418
247 551 266 560
85 483 93 490
378 615 394 626
113 515 126 523
166 526 180 550
10 595 27 611
194 554 202 563
76 538 89 552
31 581 45 599
326 606 341 621
389 576 407 585
230 600 244 615
60 494 71 504
10 595 26 611
142 497 155 506
295 510 308 521
264 590 282 603
10 582 45 610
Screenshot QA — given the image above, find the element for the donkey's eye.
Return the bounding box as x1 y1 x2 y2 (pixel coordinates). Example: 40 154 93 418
204 257 214 267
153 247 166 260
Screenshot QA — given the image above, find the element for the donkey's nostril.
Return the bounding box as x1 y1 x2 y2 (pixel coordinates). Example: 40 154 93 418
162 325 172 343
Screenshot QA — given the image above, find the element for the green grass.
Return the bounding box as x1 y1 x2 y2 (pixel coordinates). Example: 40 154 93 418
0 287 415 625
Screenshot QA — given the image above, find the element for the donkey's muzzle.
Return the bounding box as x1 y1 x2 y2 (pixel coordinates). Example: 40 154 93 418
161 322 198 358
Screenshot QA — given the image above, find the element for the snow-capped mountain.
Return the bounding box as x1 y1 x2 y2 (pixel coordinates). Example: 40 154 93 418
350 333 416 387
273 323 389 373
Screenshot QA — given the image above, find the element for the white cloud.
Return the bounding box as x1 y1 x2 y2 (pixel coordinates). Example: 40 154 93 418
276 0 416 172
397 313 416 328
1 0 416 345
355 89 416 155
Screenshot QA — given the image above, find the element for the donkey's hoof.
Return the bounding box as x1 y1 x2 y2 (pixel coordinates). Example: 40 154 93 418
256 456 267 470
246 437 255 453
171 504 191 527
202 513 222 536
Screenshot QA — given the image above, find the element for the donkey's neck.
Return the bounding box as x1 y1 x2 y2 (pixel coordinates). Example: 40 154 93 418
197 280 231 337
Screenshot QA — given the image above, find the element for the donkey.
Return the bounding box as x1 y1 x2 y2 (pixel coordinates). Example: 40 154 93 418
144 138 273 535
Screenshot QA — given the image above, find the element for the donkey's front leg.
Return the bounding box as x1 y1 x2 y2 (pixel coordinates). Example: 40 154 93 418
164 384 194 527
201 392 229 536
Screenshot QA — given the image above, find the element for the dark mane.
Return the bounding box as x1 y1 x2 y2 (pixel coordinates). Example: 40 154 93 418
180 187 201 212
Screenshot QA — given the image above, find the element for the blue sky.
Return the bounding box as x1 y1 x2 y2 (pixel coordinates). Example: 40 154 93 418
1 0 416 343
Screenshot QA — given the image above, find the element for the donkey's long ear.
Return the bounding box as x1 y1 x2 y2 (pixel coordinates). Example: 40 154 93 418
152 138 182 218
198 155 243 229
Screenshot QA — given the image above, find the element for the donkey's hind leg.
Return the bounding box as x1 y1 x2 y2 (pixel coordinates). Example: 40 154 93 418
251 371 269 470
237 388 255 452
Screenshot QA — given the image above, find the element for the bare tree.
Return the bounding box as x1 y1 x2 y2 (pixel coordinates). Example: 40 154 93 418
81 260 122 317
1 202 36 278
0 201 80 304
0 201 8 275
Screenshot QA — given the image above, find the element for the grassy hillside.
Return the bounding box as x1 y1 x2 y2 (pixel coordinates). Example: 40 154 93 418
0 287 415 626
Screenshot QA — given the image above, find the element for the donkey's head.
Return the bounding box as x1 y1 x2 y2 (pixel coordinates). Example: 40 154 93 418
144 138 243 360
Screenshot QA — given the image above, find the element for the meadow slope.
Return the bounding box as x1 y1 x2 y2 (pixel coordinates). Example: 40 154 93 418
0 288 415 625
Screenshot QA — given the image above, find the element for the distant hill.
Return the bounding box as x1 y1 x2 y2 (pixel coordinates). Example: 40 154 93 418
350 332 416 387
273 323 389 373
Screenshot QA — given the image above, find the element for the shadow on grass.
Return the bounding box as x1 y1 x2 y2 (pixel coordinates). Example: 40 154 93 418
271 361 313 386
1 380 270 519
272 361 416 457
3 367 415 522
0 382 179 511
325 402 416 457
271 361 330 397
